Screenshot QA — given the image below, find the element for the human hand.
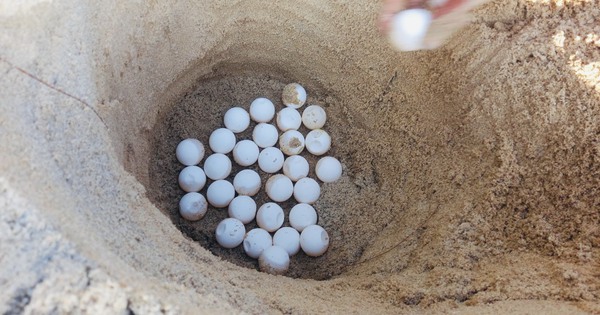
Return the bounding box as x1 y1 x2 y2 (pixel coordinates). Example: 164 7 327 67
378 0 467 34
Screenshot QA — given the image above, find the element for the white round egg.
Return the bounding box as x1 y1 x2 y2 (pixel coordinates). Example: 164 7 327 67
228 195 257 224
176 138 205 166
203 153 232 180
215 218 245 249
305 129 331 156
293 177 320 204
243 228 273 259
302 105 327 130
279 130 305 156
259 245 290 275
179 192 208 221
289 203 318 232
389 9 432 52
209 128 236 154
178 166 206 192
233 169 261 196
256 202 284 232
276 107 302 131
207 180 235 208
282 83 307 109
315 156 342 183
265 174 293 202
258 147 284 173
273 227 301 256
252 123 279 148
300 225 330 257
250 97 275 123
233 140 259 166
283 155 309 182
224 107 250 133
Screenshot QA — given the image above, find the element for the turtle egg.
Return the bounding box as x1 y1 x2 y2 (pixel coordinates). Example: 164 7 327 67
258 147 284 173
289 203 318 232
215 218 245 249
273 227 301 256
176 138 204 166
316 156 342 183
228 195 257 224
250 97 275 123
282 83 307 109
179 192 208 221
252 123 279 148
259 245 290 275
203 153 232 180
279 130 305 156
389 9 432 52
178 166 207 192
224 107 250 133
209 128 236 154
300 225 330 257
283 155 309 182
244 228 273 259
233 169 261 196
276 107 302 131
265 174 294 202
256 202 284 232
305 129 331 156
233 140 259 166
302 105 327 130
293 177 320 204
207 180 235 208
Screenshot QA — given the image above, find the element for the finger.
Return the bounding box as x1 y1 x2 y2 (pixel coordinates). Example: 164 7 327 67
432 0 467 18
379 0 426 33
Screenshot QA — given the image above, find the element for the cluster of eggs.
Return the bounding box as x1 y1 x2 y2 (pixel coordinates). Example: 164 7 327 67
175 83 342 275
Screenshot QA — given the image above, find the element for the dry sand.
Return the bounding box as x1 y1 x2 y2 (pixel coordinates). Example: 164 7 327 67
1 0 598 313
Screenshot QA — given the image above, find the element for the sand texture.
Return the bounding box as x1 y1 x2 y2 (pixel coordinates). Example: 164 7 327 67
1 0 598 313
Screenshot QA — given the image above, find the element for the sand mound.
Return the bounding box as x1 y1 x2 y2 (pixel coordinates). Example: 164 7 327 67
1 0 598 313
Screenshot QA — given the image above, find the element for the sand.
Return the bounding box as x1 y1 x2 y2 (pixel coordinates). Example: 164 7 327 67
1 0 598 313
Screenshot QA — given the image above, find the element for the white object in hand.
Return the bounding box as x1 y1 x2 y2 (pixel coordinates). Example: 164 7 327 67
215 218 245 249
233 169 261 196
244 228 273 259
279 130 305 156
207 179 235 208
276 107 302 131
178 166 206 192
282 83 307 109
302 105 327 130
283 155 309 182
389 9 433 52
265 174 294 202
289 203 318 232
250 98 275 123
273 227 301 256
209 128 236 154
256 202 284 232
258 147 284 173
179 192 208 221
203 153 232 180
315 156 342 183
259 245 290 275
228 195 257 224
300 225 330 257
176 139 204 166
252 123 279 148
305 129 331 156
293 177 320 204
233 140 260 166
224 107 250 133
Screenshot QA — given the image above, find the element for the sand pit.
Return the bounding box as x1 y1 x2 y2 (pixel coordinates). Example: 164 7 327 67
1 0 598 313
